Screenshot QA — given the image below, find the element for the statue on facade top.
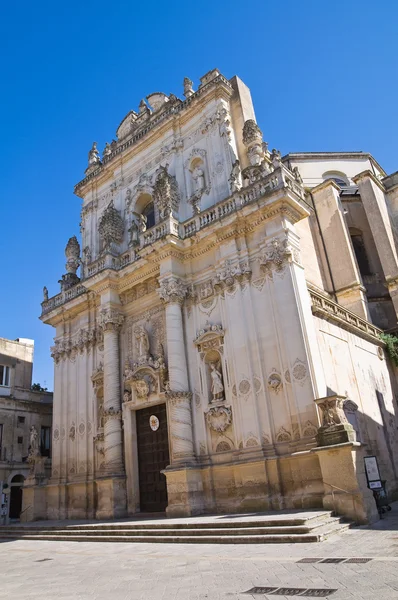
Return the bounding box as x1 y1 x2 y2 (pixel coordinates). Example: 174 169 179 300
43 286 48 302
103 142 112 159
183 77 194 98
88 142 100 166
59 235 81 292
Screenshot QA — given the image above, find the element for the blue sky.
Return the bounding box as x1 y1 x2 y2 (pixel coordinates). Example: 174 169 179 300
0 0 397 390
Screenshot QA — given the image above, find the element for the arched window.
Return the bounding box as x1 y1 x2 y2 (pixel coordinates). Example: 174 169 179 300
323 171 349 188
349 227 372 276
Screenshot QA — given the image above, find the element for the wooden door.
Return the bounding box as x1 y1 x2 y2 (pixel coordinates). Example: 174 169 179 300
136 403 169 512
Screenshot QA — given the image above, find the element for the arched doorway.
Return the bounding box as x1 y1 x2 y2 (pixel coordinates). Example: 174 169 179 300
9 474 24 519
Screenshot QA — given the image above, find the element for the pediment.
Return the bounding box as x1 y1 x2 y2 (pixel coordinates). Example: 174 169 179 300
116 111 138 140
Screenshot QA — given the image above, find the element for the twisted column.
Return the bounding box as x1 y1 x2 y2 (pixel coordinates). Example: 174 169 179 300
158 277 195 463
99 307 124 475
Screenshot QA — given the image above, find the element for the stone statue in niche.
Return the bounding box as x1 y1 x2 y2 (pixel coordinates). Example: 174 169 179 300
210 363 224 402
229 160 242 193
192 165 205 193
136 326 150 362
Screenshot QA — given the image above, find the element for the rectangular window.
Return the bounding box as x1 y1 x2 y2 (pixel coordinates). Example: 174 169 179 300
0 365 10 387
17 436 23 444
40 426 51 458
17 416 25 425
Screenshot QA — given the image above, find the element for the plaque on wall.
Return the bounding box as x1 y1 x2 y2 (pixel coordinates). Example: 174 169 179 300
364 455 382 488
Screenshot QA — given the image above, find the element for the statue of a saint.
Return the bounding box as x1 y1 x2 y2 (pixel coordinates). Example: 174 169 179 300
123 390 131 403
210 363 224 401
43 286 48 302
103 142 111 158
229 160 242 193
136 326 150 361
128 220 139 246
192 165 205 193
88 142 100 166
29 425 40 458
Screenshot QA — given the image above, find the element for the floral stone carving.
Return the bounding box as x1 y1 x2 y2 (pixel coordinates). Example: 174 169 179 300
205 405 232 433
98 201 124 252
158 277 187 305
153 166 180 220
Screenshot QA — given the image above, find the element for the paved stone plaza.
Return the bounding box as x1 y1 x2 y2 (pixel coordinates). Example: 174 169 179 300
1 507 398 600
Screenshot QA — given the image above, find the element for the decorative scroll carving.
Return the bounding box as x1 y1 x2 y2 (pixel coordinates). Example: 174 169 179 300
158 277 187 305
276 426 292 442
102 407 122 422
51 328 100 363
98 308 124 332
213 259 252 292
316 396 349 428
205 405 232 433
260 235 299 275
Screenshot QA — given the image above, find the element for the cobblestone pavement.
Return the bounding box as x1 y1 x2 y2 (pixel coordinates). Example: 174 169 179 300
1 508 398 600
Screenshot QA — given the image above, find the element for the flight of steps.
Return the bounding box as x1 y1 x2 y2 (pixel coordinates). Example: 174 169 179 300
0 511 352 544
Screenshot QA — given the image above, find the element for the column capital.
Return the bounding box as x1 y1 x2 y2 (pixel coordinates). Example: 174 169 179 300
158 276 188 305
165 390 192 405
98 307 124 332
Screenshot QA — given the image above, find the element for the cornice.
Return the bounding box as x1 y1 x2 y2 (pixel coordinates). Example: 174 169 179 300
352 170 386 192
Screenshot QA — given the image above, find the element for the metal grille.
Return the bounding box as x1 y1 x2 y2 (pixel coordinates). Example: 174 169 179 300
320 558 345 564
245 587 337 596
297 558 321 563
344 557 373 563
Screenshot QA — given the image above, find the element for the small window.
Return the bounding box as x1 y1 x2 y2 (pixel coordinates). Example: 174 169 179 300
142 202 155 229
17 436 23 444
17 416 25 425
40 426 51 458
330 177 347 187
0 365 10 387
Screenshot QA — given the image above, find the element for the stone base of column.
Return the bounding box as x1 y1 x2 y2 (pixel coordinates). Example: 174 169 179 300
316 423 357 447
21 479 48 522
163 466 205 517
311 442 378 524
95 476 127 520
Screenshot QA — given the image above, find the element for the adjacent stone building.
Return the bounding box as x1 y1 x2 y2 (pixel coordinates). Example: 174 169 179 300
39 69 398 523
0 337 52 521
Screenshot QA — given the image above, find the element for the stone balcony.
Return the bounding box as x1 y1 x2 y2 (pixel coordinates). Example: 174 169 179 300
41 166 306 317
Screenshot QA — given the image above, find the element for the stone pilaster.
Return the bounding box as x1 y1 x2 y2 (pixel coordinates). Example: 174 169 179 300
311 180 369 320
353 171 398 319
98 307 124 475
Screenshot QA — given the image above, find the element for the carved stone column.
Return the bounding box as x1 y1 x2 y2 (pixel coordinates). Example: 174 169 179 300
166 391 195 463
158 277 189 392
158 277 195 464
98 307 124 475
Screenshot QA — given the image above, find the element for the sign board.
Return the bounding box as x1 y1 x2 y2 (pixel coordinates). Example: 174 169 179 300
364 455 382 489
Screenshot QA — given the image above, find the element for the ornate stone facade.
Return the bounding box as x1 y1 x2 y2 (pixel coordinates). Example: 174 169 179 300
38 68 398 525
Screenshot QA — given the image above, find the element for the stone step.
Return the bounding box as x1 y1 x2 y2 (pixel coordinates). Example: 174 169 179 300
0 517 352 544
0 517 347 538
0 532 326 543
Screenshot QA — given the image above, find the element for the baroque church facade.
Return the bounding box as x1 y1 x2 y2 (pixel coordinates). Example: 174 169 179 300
37 69 398 523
